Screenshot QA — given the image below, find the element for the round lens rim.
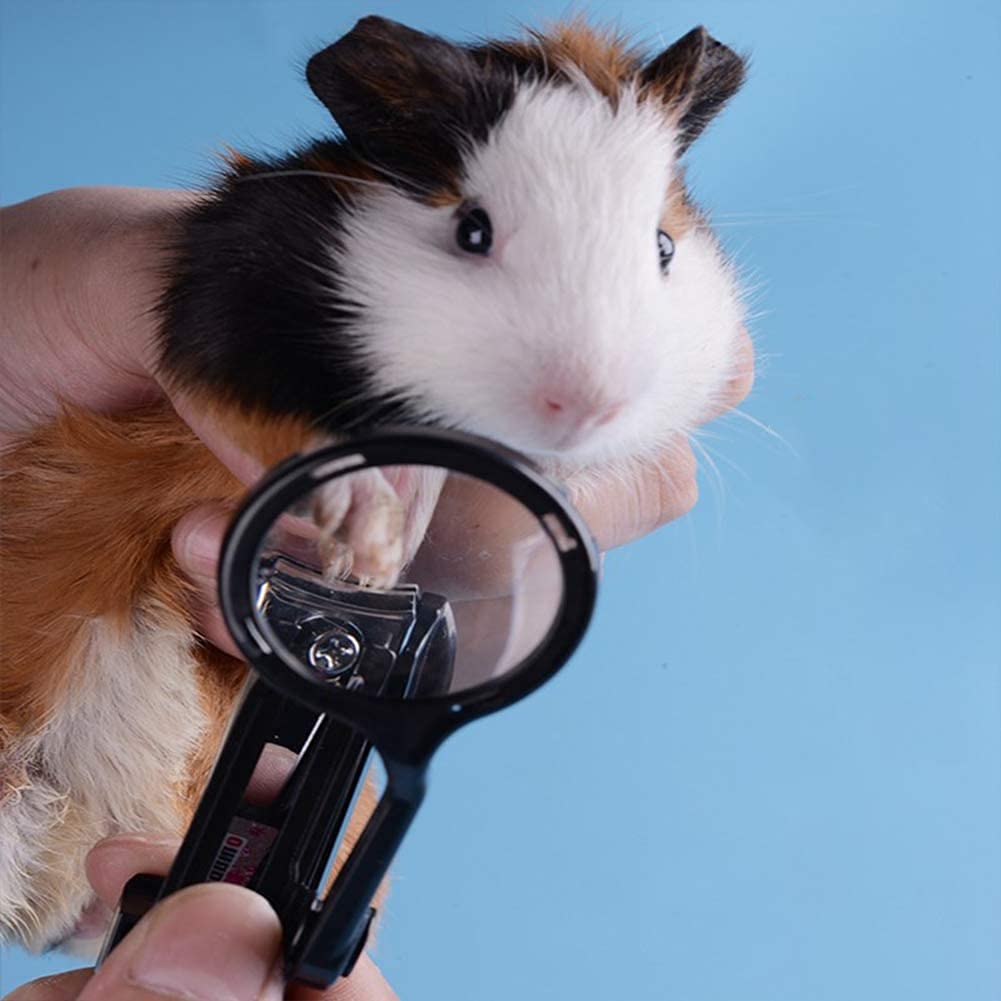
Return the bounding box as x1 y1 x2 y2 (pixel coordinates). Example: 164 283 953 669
218 429 599 737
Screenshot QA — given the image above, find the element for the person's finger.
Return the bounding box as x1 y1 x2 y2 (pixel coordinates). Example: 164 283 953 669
87 746 299 908
75 883 283 1001
170 503 230 594
168 391 266 488
171 502 242 657
243 743 300 806
702 325 755 422
569 435 699 551
196 601 243 658
86 835 181 911
289 953 398 1001
82 742 391 1000
0 188 188 441
3 969 94 1000
0 953 398 1001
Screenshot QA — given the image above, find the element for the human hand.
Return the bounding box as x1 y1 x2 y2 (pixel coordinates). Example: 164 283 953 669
0 187 262 483
3 746 397 1001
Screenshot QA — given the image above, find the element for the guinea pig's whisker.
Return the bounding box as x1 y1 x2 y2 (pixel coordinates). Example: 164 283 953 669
716 408 796 458
306 388 410 434
307 391 371 425
232 162 443 204
689 432 723 484
713 210 837 219
727 407 786 442
690 430 750 482
232 170 398 195
710 209 878 230
283 247 342 286
354 155 439 199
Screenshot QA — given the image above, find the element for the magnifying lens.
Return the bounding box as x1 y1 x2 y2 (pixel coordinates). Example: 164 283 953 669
99 429 599 988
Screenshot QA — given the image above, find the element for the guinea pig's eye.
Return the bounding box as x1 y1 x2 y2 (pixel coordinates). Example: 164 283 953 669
456 207 493 255
657 230 675 274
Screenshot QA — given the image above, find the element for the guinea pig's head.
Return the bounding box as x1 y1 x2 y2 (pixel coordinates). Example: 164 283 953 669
309 17 748 467
159 17 748 469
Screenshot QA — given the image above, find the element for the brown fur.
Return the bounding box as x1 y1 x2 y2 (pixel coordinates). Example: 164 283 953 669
220 145 255 173
662 174 699 241
1 404 235 734
489 19 642 101
0 402 313 807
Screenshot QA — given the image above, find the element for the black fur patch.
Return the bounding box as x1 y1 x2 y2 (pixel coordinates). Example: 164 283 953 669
157 144 415 432
306 17 519 200
639 27 747 153
158 19 530 432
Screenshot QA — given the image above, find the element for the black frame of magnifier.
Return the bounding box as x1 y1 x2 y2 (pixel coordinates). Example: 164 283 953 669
101 429 599 988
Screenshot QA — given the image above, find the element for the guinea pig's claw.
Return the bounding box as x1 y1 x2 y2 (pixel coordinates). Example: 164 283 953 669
318 535 355 582
347 500 406 589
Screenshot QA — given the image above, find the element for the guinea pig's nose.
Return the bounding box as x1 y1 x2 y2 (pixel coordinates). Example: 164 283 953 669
540 393 625 433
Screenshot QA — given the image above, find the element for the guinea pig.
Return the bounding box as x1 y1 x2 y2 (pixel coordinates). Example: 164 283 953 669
0 16 749 951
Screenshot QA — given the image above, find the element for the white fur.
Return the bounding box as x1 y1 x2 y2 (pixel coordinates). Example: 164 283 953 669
333 79 745 469
0 608 205 949
0 765 71 945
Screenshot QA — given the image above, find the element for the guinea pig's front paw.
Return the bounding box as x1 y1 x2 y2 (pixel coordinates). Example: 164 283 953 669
312 468 406 588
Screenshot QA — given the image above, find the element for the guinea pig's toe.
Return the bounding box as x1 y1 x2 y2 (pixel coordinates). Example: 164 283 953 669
345 500 405 589
319 535 355 581
313 479 353 538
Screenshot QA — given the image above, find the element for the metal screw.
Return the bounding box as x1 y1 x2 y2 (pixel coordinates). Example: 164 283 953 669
308 627 362 679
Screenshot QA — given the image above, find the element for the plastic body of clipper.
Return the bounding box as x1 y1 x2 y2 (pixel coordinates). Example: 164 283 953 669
99 564 455 984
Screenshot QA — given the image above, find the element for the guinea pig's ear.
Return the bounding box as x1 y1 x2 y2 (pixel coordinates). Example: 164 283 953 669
306 16 503 190
640 26 746 154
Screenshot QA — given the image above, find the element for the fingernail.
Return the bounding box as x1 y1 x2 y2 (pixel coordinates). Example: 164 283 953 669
172 507 229 578
93 832 183 853
129 885 280 1001
85 834 181 909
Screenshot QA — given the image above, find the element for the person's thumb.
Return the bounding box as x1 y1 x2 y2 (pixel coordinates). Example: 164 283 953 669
77 883 283 1001
171 502 242 657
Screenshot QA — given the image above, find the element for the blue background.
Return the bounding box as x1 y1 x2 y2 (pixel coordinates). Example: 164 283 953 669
2 1 999 999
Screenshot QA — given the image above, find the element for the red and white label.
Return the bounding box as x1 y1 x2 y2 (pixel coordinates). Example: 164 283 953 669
207 818 278 885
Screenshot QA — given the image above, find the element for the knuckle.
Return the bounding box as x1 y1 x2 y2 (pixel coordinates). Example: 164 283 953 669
729 358 755 406
667 470 699 518
647 442 699 530
728 329 756 405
